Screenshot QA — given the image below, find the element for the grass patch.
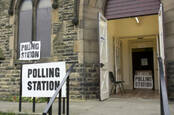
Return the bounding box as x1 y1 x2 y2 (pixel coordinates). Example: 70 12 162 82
0 96 48 103
0 112 29 115
0 112 15 115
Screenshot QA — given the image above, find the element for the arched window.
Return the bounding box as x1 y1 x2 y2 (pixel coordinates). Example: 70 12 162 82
18 0 33 54
36 0 51 57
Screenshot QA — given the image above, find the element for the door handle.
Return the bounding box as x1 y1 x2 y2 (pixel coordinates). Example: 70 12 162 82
100 63 104 68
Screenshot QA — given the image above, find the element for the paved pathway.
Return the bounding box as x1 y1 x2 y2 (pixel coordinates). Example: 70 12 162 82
0 97 173 115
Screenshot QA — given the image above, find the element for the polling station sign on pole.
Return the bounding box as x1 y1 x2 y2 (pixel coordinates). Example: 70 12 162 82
19 41 41 60
22 62 66 97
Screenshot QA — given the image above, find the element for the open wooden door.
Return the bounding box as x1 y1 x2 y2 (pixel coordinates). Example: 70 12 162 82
158 3 166 75
98 12 109 101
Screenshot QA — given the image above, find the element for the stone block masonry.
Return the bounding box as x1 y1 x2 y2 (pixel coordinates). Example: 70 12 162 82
1 0 174 101
0 0 20 100
1 0 174 102
0 0 100 100
162 0 174 101
167 62 174 100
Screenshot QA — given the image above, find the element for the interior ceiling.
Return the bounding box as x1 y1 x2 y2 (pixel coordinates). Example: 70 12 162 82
108 15 159 38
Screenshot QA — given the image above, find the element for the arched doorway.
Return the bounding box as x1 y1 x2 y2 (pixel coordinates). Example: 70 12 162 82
98 0 165 100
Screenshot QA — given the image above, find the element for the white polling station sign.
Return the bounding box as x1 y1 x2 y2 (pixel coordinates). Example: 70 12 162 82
19 41 41 60
134 70 153 89
22 62 66 97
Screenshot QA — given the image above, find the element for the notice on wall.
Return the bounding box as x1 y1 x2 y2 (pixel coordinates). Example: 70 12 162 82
141 58 148 66
22 62 66 97
134 70 153 89
19 41 41 60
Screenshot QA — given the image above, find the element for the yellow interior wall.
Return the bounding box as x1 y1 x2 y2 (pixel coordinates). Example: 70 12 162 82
107 20 116 93
108 21 116 72
107 15 159 90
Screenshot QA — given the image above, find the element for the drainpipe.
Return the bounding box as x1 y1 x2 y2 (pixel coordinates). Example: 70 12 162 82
8 0 15 16
52 0 58 9
72 0 79 25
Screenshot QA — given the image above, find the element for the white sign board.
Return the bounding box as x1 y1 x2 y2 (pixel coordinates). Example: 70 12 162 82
20 41 41 60
134 71 153 89
22 62 66 97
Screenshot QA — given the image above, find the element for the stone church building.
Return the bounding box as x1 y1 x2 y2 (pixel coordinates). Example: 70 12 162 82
0 0 174 101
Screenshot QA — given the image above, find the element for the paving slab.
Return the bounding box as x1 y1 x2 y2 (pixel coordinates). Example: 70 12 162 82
0 97 173 115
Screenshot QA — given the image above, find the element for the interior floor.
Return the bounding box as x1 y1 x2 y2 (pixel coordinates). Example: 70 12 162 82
111 89 159 99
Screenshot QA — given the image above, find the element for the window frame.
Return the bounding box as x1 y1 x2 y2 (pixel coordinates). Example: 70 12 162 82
35 0 52 58
14 0 52 61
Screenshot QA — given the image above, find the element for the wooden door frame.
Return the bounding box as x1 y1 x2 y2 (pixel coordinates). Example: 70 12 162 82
128 38 159 90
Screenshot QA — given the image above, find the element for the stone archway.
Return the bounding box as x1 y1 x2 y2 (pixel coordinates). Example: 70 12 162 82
81 0 107 64
75 0 108 99
161 0 174 100
86 0 107 11
79 0 173 99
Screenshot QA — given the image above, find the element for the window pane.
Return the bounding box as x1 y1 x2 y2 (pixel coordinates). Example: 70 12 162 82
36 0 51 58
18 0 32 57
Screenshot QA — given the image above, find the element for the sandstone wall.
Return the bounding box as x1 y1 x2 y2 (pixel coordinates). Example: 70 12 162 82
162 0 174 100
0 0 89 100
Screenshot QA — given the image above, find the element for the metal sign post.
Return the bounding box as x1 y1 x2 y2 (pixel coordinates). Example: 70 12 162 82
19 64 22 112
18 41 41 113
18 41 67 115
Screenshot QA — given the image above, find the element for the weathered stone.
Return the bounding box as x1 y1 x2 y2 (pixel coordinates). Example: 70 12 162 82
0 0 173 101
